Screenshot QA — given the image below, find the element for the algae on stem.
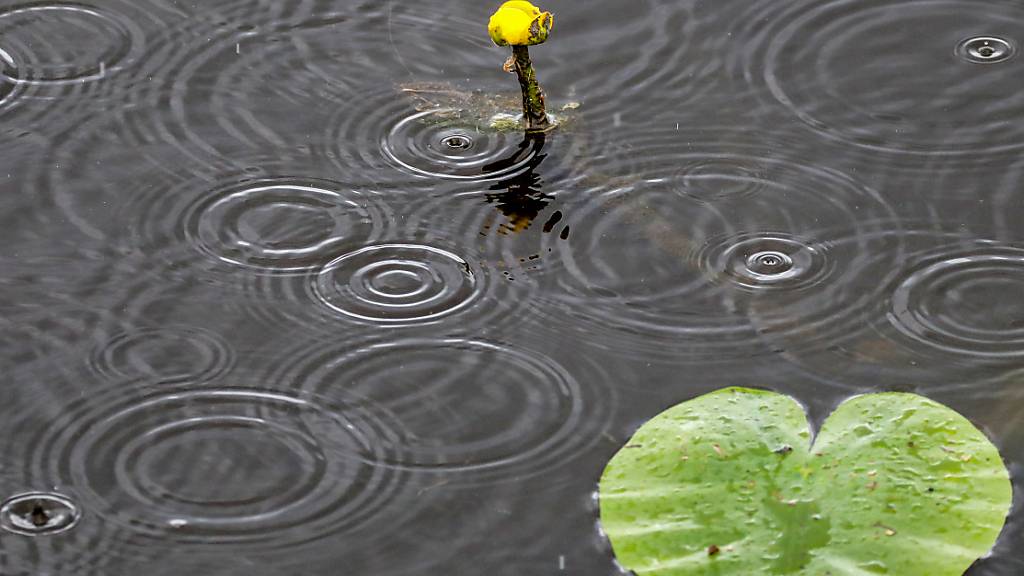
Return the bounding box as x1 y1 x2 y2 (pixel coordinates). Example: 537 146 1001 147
510 45 550 133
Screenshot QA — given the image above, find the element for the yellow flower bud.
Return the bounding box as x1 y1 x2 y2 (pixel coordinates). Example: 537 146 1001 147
488 1 553 47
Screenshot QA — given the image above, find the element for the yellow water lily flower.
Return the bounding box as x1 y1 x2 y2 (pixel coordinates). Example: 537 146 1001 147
488 1 553 47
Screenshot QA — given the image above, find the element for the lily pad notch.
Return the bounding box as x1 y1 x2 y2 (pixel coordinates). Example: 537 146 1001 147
488 1 554 133
599 387 1013 575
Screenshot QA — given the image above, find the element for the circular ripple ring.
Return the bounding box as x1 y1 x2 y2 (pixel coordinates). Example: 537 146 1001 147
34 386 411 547
889 248 1024 359
313 244 480 324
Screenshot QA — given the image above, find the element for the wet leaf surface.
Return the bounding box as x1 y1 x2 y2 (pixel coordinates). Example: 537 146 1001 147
600 387 1012 575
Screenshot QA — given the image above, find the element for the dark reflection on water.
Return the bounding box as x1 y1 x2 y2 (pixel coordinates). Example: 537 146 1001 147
0 0 1022 573
484 134 566 237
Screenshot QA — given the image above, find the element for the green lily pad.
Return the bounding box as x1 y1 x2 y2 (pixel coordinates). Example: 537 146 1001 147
599 387 1012 575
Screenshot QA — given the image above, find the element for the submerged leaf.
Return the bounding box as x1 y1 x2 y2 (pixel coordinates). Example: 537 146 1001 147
599 387 1012 576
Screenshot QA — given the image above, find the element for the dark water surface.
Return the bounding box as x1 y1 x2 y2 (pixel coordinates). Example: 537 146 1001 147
1 0 1022 573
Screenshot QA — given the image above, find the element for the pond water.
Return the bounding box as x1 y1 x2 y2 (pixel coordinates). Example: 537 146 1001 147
0 0 1022 573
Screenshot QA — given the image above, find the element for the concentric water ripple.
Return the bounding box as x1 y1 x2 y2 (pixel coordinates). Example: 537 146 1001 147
234 221 540 334
0 2 144 85
548 129 898 362
0 492 80 536
34 385 410 547
181 178 390 272
742 0 1024 157
669 158 768 204
89 326 234 383
281 338 615 482
313 244 479 324
699 233 831 291
957 36 1016 64
325 88 542 183
888 245 1024 360
382 108 540 180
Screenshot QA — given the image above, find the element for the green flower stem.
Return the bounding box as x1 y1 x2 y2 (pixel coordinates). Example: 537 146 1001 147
511 45 550 132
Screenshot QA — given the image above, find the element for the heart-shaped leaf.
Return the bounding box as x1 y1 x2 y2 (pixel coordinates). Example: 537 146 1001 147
599 387 1012 575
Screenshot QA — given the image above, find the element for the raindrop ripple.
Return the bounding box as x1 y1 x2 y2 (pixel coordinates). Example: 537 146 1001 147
33 385 410 547
379 109 519 182
180 177 391 273
328 94 541 183
700 233 831 291
0 2 143 84
1 492 80 536
889 245 1024 360
957 36 1015 64
89 326 234 384
313 244 479 324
